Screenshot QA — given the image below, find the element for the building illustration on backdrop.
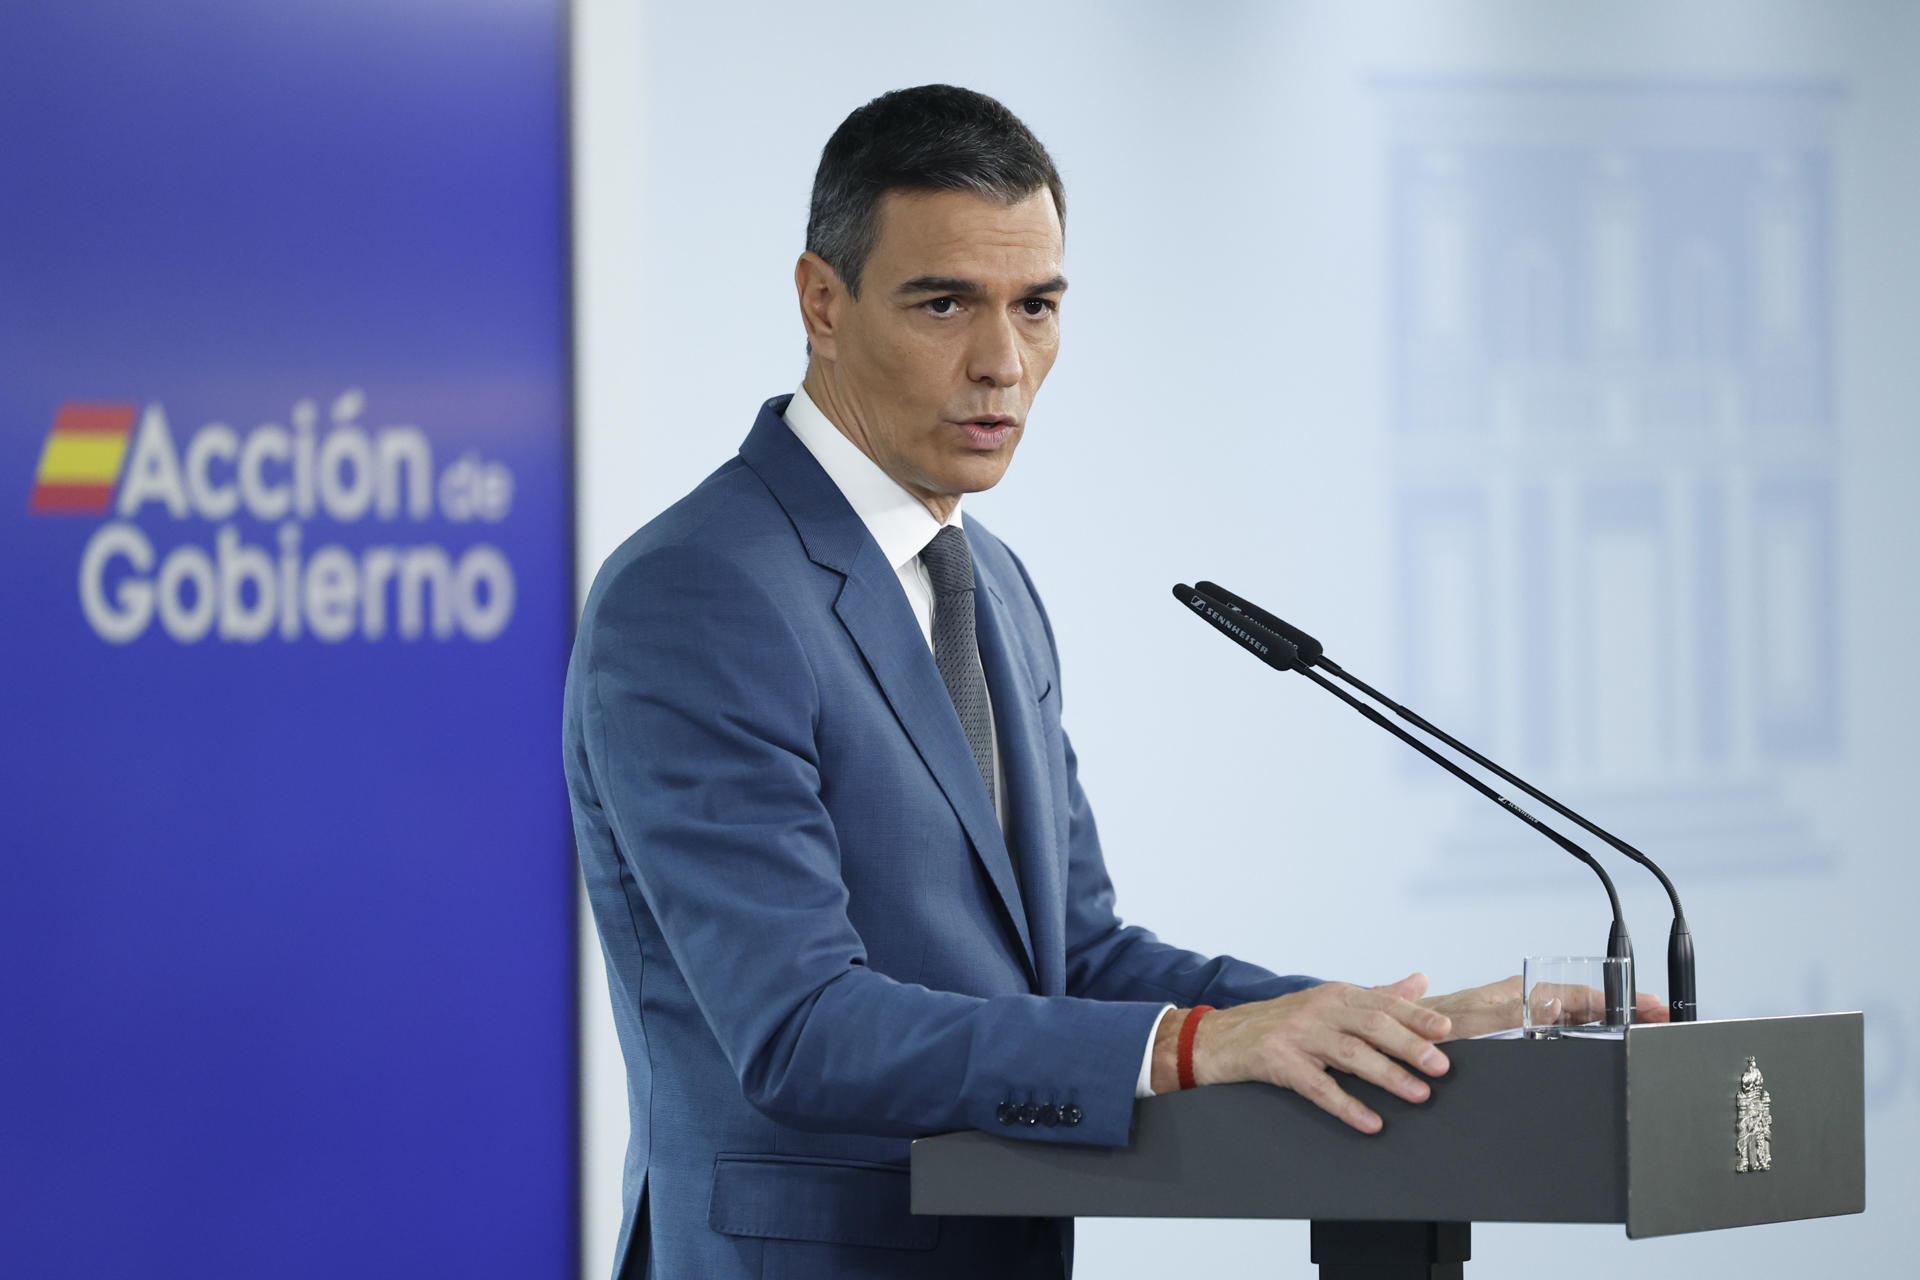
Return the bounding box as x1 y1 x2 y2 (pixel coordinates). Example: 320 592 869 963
1373 79 1843 891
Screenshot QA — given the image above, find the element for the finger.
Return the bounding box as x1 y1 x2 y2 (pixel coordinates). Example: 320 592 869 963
1338 1006 1451 1078
1470 975 1524 1038
1324 1033 1434 1104
1635 992 1672 1023
1353 985 1451 1042
1285 1060 1383 1134
1555 984 1605 1023
1371 971 1431 1004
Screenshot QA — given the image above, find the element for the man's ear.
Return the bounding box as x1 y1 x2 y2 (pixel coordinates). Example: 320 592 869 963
795 251 847 362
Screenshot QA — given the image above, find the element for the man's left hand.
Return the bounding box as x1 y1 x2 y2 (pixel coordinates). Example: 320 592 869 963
1419 975 1672 1040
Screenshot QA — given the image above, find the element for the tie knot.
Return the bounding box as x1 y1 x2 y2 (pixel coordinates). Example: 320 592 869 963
920 525 975 596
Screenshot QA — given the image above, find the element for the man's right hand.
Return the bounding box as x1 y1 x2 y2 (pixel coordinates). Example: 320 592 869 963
1150 974 1453 1133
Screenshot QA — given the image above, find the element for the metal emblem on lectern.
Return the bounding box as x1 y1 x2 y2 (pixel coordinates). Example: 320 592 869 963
1735 1057 1774 1173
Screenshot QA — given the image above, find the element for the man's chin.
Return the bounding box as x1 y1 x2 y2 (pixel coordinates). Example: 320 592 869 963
939 447 1017 496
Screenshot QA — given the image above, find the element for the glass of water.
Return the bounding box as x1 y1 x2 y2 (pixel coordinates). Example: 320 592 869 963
1522 955 1634 1037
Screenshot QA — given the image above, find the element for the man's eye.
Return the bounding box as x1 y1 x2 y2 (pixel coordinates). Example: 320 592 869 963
1021 298 1057 317
926 297 959 316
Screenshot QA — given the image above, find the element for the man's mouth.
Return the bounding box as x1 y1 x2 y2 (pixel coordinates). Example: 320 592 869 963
953 415 1018 449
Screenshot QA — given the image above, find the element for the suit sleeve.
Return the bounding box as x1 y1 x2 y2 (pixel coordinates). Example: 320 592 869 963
996 544 1325 1011
578 543 1166 1148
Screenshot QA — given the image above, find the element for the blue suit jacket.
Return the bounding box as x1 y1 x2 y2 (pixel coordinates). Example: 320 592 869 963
563 396 1316 1279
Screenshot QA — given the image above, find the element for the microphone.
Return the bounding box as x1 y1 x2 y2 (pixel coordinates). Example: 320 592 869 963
1174 583 1637 1027
1194 581 1322 665
1175 585 1301 672
1196 580 1695 1024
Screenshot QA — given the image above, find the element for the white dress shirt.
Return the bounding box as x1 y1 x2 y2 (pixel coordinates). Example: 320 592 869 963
782 385 1173 1099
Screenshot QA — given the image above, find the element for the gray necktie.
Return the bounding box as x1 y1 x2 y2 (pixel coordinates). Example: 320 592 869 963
919 526 996 811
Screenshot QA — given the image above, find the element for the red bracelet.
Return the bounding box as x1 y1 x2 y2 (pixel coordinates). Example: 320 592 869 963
1177 1005 1214 1091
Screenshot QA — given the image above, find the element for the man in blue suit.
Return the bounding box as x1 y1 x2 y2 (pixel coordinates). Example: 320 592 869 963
564 85 1540 1279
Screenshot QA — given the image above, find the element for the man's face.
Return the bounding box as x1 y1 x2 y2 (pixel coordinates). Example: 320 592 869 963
801 187 1065 511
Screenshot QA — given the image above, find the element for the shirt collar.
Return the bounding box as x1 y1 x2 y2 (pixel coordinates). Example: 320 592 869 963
782 383 962 572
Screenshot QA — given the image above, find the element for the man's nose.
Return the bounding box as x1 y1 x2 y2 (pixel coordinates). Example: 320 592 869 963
965 312 1023 388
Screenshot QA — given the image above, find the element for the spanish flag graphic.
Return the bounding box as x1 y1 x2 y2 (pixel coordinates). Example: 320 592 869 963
28 403 137 513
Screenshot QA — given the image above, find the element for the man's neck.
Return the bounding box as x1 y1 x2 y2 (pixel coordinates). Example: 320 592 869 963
801 367 959 524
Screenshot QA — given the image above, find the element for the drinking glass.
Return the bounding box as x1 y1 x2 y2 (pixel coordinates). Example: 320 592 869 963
1522 955 1633 1037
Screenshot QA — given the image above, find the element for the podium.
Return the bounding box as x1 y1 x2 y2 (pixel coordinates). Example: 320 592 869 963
911 1014 1864 1277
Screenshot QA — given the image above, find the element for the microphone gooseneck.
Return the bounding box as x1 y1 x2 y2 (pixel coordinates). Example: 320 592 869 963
1188 580 1693 1025
1175 582 1636 1026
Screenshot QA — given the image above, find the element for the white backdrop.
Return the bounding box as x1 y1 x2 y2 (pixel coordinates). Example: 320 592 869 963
572 3 1918 1275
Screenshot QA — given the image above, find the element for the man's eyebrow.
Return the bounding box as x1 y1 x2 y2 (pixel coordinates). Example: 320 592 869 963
893 274 1070 297
895 275 982 297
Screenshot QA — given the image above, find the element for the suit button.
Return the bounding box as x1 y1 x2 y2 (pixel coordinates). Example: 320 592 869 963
1018 1104 1040 1126
1038 1104 1060 1127
1060 1104 1083 1127
996 1101 1019 1125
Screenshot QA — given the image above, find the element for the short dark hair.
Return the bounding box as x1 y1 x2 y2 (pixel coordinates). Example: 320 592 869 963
806 85 1065 298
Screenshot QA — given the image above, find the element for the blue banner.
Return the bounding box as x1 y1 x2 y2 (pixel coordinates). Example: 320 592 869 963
1 3 574 1275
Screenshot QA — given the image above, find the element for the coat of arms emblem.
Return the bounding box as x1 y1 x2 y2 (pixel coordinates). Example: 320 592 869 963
1735 1056 1774 1173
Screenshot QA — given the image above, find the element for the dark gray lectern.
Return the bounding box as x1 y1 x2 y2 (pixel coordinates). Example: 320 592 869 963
912 1014 1864 1277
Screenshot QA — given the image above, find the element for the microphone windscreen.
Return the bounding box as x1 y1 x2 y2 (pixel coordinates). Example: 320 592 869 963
1172 583 1300 672
1195 580 1324 665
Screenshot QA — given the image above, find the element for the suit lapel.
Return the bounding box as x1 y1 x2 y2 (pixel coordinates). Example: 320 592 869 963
739 402 1039 985
832 554 1037 980
973 558 1064 997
